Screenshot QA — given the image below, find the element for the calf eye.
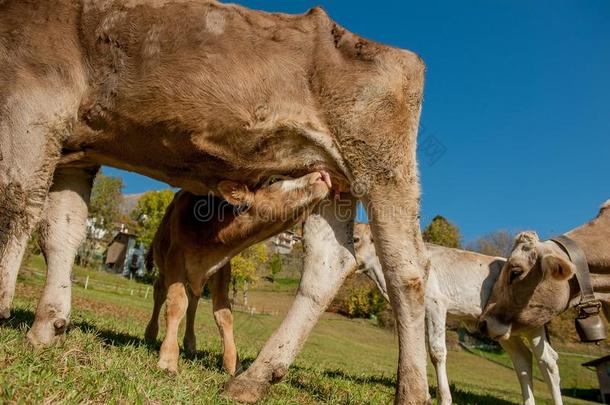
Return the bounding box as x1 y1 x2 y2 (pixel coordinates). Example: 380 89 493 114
353 236 360 244
509 267 524 284
265 175 291 186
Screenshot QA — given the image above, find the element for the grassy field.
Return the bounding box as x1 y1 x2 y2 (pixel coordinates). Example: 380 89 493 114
0 256 603 404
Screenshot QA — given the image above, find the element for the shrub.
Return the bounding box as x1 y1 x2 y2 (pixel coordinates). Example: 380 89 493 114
341 286 387 319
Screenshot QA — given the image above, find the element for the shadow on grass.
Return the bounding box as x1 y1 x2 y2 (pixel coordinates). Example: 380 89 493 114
0 307 229 373
561 387 601 403
0 307 35 330
321 368 395 388
289 369 518 405
439 385 517 405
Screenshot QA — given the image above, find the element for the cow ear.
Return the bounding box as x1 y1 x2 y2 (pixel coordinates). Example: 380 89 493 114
541 254 575 281
217 181 254 206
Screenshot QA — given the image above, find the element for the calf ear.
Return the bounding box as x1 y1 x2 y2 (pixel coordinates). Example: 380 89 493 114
217 181 254 207
541 254 575 281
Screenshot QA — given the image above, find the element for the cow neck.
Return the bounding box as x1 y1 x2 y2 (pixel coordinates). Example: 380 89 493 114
550 236 597 306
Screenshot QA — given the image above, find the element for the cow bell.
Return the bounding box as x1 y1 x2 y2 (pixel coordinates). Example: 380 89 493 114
575 301 608 343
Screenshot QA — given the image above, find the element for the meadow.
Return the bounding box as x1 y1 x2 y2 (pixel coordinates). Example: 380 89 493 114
0 256 601 404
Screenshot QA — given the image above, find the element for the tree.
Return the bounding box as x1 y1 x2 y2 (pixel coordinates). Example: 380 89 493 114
467 230 515 257
266 252 283 282
230 242 268 307
131 189 175 249
89 171 124 238
422 215 462 248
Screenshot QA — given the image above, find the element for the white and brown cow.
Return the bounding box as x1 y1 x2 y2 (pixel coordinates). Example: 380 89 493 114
0 1 427 402
354 223 564 405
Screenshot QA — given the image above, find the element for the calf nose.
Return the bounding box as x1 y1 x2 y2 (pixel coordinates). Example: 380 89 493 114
478 320 488 336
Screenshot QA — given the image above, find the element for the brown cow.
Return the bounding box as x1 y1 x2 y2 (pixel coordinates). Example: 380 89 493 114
480 199 610 340
144 172 330 374
0 2 427 402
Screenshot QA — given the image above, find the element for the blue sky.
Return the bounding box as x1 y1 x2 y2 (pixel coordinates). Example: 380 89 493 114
106 0 610 243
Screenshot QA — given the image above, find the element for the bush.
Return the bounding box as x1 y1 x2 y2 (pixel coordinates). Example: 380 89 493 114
341 286 387 319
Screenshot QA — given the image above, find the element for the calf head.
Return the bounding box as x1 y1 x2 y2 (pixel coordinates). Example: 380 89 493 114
215 171 331 242
353 223 389 300
480 231 574 339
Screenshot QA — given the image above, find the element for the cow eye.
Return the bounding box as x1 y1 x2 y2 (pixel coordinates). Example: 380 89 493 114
353 236 360 244
509 267 524 284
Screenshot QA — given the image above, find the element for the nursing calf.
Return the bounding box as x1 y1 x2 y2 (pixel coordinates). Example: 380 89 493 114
354 223 563 405
144 173 330 373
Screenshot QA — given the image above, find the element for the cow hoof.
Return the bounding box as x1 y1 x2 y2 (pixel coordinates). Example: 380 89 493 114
157 357 178 374
26 317 68 347
224 376 269 403
0 307 10 320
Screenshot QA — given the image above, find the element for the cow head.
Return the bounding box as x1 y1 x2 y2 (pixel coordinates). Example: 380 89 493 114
479 231 574 340
353 223 389 301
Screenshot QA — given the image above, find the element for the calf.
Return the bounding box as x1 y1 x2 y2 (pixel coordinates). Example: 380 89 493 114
144 172 330 373
354 223 563 405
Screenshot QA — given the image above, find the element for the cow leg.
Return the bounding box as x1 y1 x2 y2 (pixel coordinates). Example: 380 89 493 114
0 232 29 319
0 125 66 318
27 166 96 346
526 327 563 405
0 67 85 318
364 178 430 404
0 147 60 319
145 274 167 342
183 285 200 355
225 195 357 402
425 300 451 405
158 250 188 373
500 337 534 405
210 263 239 375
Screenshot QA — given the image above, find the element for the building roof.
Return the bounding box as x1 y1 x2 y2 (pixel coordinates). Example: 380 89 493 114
582 355 610 367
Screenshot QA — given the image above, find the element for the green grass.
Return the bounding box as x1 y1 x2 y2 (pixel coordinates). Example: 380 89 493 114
0 256 603 404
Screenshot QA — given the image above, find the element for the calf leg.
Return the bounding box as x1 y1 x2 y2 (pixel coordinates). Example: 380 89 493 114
210 263 239 375
183 285 200 355
225 195 357 402
500 337 535 405
158 250 188 373
145 274 167 342
425 300 451 405
526 327 563 405
27 166 96 346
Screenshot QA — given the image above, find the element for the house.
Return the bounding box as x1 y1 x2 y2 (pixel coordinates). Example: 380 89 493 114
582 355 610 403
271 230 302 255
105 231 147 278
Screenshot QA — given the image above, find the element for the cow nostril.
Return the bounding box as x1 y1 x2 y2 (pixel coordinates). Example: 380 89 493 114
478 320 488 336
